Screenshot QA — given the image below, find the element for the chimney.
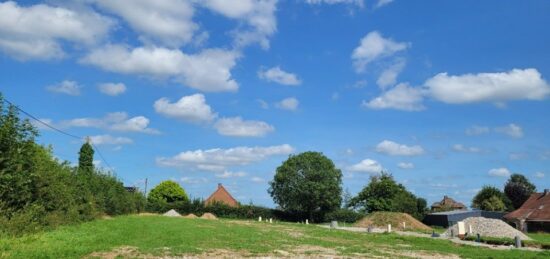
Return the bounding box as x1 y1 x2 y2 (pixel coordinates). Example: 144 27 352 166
544 189 549 196
218 183 222 188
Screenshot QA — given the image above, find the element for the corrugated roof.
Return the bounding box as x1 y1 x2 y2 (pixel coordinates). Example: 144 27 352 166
504 191 550 221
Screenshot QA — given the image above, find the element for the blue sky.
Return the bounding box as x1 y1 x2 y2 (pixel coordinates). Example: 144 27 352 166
1 0 549 207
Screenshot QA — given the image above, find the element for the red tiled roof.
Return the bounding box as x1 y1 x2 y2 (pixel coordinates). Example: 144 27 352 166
205 183 239 207
504 192 550 221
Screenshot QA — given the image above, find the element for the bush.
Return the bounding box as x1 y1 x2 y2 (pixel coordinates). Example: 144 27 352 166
0 94 146 236
324 209 364 223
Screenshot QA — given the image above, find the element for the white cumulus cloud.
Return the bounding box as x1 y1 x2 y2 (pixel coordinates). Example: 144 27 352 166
397 162 414 169
305 0 364 7
351 31 409 73
362 83 424 111
81 45 240 92
375 0 394 8
377 59 406 89
424 68 550 104
376 140 424 156
488 167 511 177
534 172 545 179
276 97 299 111
258 66 301 86
46 80 82 96
89 134 133 146
494 123 523 138
215 171 247 179
92 0 197 47
53 112 158 134
0 1 113 60
465 125 490 136
347 159 383 174
156 144 294 171
98 83 126 96
214 117 274 137
154 94 217 124
452 144 482 153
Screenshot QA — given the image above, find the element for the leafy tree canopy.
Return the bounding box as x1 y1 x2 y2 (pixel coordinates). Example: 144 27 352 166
504 173 536 210
472 186 512 211
148 180 189 204
348 173 427 220
269 151 343 221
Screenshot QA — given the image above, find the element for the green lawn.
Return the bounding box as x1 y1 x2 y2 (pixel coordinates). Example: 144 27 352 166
1 215 549 258
530 233 550 243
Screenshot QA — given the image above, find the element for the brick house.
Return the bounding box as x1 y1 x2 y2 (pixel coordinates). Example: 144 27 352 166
205 183 239 207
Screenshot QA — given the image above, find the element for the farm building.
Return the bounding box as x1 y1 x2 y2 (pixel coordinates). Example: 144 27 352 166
205 183 239 207
504 189 550 232
430 195 467 212
423 210 506 228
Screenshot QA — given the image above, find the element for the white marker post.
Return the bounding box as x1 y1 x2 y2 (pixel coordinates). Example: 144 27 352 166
259 216 262 222
306 219 309 225
269 218 273 224
387 224 392 233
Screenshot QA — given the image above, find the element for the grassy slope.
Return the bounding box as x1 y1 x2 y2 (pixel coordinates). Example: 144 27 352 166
0 215 548 258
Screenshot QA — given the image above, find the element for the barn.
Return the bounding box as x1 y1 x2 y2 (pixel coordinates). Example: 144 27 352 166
504 189 550 232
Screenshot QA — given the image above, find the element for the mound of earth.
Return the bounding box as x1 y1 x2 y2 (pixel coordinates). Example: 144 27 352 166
163 209 181 217
353 212 431 231
201 213 218 220
444 217 530 240
183 213 198 219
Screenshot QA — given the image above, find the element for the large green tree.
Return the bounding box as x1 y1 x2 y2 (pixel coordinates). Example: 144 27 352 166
504 173 536 210
348 173 427 220
472 186 512 211
148 180 189 204
269 152 343 221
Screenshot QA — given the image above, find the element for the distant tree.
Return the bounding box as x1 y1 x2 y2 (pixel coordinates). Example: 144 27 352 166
269 152 343 222
481 195 507 211
78 140 94 175
148 180 189 204
504 173 536 209
472 186 511 211
348 173 427 219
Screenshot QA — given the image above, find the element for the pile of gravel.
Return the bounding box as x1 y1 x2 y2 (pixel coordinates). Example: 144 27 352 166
163 209 181 217
444 217 530 240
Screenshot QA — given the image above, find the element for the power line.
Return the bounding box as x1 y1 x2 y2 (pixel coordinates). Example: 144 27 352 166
2 97 114 172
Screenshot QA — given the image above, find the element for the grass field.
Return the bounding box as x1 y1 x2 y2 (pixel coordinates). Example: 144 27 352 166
1 215 549 258
530 233 550 243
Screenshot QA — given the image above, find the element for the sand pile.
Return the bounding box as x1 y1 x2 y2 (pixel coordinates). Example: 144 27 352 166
163 209 181 217
354 212 431 231
183 213 198 219
444 217 530 240
201 213 218 220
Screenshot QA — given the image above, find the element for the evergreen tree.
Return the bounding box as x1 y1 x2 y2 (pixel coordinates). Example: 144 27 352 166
78 140 94 175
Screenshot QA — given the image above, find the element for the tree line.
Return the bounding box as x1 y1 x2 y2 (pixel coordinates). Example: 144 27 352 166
0 95 145 236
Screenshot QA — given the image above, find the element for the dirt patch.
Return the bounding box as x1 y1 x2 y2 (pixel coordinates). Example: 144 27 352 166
137 213 157 216
390 250 460 259
86 246 142 259
200 213 218 220
354 212 431 231
183 213 198 219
